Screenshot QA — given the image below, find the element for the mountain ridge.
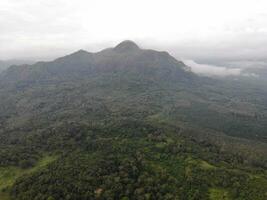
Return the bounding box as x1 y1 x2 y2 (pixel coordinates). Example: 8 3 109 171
0 41 266 141
0 40 267 200
0 41 193 84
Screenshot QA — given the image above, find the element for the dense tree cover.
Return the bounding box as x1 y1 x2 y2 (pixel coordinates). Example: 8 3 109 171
0 41 267 199
8 122 267 200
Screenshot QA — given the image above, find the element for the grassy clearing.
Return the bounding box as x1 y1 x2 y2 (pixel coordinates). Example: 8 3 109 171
0 155 57 190
200 160 216 170
0 155 57 200
209 188 230 200
185 157 216 170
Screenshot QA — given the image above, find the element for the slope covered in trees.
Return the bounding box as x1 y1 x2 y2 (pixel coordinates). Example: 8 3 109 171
0 41 267 199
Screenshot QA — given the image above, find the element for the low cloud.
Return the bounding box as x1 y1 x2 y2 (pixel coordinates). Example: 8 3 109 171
224 60 267 69
183 60 244 77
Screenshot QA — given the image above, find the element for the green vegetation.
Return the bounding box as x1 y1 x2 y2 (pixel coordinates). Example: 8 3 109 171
0 41 266 199
209 188 230 200
2 123 266 200
0 155 57 200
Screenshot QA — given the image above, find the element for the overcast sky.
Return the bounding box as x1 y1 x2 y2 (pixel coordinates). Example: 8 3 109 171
1 0 267 76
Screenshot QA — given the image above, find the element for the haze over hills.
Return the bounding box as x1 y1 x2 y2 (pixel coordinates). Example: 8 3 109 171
1 41 266 139
1 41 191 82
0 41 267 200
0 60 35 73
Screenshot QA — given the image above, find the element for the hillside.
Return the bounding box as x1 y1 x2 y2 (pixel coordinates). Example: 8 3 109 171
0 60 34 74
0 41 267 200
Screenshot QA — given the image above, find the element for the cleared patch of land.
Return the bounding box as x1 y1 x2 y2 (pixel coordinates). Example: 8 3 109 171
0 155 57 200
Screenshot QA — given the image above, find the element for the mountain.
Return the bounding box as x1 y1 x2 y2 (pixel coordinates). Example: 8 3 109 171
0 61 7 72
0 60 13 73
0 41 267 200
0 59 35 73
1 40 191 83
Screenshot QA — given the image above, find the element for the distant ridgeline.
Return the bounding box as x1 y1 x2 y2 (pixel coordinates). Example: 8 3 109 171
0 41 267 200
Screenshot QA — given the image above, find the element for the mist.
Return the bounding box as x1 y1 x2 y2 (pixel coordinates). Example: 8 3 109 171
1 0 267 77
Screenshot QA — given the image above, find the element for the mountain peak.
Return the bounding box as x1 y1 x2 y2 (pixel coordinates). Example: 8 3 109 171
66 49 92 58
72 49 90 55
114 40 140 52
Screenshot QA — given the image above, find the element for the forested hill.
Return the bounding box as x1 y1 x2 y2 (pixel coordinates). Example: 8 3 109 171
0 40 192 82
0 41 267 200
0 60 34 74
1 40 266 140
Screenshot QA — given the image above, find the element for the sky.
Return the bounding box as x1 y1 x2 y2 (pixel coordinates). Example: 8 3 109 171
1 0 267 76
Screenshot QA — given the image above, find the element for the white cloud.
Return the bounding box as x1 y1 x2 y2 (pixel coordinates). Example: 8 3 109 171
1 0 267 61
183 60 242 77
224 60 267 69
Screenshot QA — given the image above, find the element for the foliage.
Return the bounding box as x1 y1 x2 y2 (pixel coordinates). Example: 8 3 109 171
0 43 267 199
